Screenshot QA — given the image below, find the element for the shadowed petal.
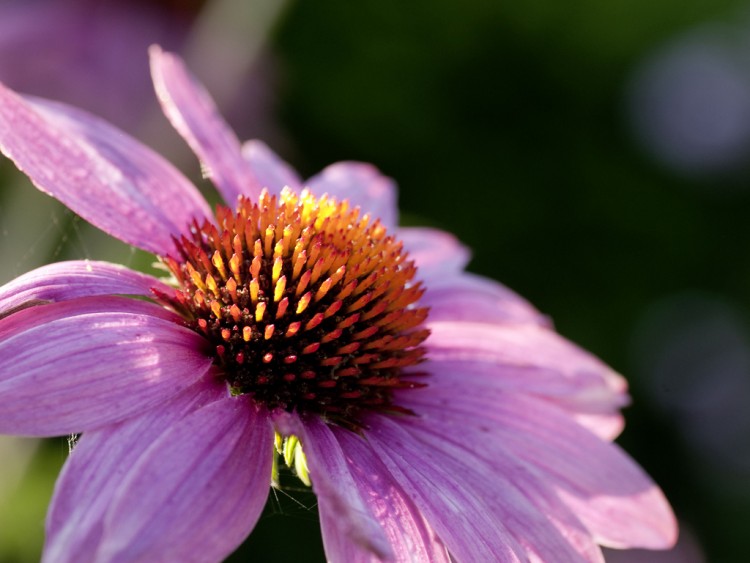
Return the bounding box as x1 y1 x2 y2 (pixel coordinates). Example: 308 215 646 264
0 296 212 436
300 416 393 561
0 83 210 255
91 395 272 562
403 392 678 550
44 378 228 563
422 271 551 327
397 227 471 280
307 162 398 229
150 46 261 204
328 427 451 563
241 139 302 193
364 415 596 562
0 260 170 316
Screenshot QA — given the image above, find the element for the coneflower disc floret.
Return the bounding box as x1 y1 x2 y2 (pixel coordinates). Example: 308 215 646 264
159 188 429 429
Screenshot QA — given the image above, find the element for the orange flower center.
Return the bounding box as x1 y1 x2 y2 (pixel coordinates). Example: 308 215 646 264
159 188 429 429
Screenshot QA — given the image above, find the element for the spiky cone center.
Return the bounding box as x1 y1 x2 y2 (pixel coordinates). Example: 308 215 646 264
159 188 429 430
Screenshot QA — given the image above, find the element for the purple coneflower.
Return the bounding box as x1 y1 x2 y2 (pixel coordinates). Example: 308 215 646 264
0 46 677 562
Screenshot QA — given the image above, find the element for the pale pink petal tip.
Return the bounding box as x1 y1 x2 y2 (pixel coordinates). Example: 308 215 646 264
149 45 261 204
604 523 699 563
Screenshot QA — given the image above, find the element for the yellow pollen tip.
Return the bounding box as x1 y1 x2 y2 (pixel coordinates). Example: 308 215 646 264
210 301 222 318
272 256 283 284
314 278 333 302
226 277 238 301
295 270 311 297
274 276 287 302
212 251 228 280
250 254 262 280
255 301 267 322
229 253 242 282
229 304 242 322
206 274 218 295
250 279 260 303
296 292 312 315
292 249 306 279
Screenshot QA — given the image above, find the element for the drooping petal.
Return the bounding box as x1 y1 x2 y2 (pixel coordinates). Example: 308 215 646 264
300 416 393 561
149 45 261 204
307 162 398 229
241 139 302 193
0 83 211 255
420 320 629 425
0 260 170 316
44 377 228 562
91 395 272 563
364 415 599 562
397 227 471 280
0 296 212 436
403 392 678 550
327 427 451 563
421 271 551 327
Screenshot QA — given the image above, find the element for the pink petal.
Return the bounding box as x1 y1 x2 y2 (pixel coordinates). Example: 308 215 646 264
405 392 678 550
413 358 624 441
420 321 629 425
328 427 451 562
149 46 261 204
572 411 626 442
44 378 227 562
395 414 605 562
397 227 471 280
91 395 272 562
300 416 393 561
0 83 211 255
0 296 212 436
364 415 600 561
0 260 171 316
241 139 302 193
306 162 398 229
421 271 551 327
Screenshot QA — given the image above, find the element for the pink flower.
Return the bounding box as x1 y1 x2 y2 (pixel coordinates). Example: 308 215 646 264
0 47 677 562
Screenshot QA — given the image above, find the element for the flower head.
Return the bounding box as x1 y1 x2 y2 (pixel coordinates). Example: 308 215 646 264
0 46 677 561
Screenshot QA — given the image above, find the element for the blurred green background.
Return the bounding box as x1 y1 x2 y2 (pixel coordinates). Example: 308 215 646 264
2 0 750 560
